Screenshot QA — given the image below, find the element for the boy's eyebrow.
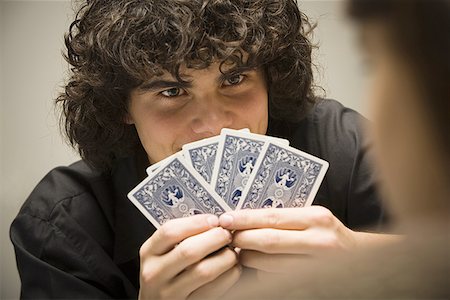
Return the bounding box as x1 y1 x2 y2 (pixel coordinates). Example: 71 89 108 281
218 66 256 81
137 66 257 92
138 80 192 92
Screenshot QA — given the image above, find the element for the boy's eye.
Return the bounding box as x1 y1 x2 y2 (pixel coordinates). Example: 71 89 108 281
224 74 244 86
160 87 186 97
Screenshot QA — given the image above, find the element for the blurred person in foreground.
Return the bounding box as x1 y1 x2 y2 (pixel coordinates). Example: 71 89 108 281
227 0 449 298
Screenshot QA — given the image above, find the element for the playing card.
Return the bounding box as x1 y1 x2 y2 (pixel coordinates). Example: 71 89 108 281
211 128 289 209
128 153 231 228
146 154 176 175
181 129 250 183
237 141 329 210
180 136 219 184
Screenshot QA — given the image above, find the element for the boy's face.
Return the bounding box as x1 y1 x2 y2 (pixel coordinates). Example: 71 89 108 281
126 62 269 164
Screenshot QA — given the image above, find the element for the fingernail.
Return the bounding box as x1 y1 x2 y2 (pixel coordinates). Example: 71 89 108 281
220 214 234 227
223 229 233 241
207 215 219 227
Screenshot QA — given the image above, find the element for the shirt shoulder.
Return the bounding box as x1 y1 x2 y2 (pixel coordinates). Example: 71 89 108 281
13 160 116 255
10 160 137 297
289 99 384 229
18 160 112 222
289 98 369 158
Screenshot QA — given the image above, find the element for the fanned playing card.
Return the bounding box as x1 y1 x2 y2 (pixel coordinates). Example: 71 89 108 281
211 129 289 209
128 153 231 228
237 141 328 210
149 129 249 179
146 154 174 175
181 136 220 184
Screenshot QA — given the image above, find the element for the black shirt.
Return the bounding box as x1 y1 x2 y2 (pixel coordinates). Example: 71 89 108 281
10 99 386 299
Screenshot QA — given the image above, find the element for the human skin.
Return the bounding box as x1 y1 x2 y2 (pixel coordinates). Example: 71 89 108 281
223 21 450 299
137 214 241 299
126 58 398 299
126 62 269 165
126 63 268 299
362 23 449 224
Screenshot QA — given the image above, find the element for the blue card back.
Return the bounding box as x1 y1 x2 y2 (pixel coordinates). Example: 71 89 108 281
238 142 329 210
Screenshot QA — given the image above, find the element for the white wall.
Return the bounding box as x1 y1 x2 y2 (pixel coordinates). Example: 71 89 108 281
300 0 369 115
0 1 4 297
1 1 79 299
0 1 366 299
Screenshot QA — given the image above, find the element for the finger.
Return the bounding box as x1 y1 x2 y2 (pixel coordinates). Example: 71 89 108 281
140 227 232 287
220 206 335 230
164 227 233 281
233 228 337 254
141 214 219 256
239 250 309 273
188 263 242 300
166 247 238 298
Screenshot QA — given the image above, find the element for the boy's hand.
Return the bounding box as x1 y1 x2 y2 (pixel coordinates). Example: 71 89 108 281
219 206 358 273
138 214 241 300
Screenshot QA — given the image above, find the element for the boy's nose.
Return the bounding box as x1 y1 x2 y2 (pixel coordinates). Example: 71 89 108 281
190 98 234 136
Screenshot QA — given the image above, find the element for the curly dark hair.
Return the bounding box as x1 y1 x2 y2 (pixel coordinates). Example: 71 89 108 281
58 0 317 170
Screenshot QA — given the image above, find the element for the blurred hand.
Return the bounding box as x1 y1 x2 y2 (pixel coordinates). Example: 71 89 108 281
138 214 241 300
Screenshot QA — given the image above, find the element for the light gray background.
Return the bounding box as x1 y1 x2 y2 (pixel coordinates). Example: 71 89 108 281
0 1 367 298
